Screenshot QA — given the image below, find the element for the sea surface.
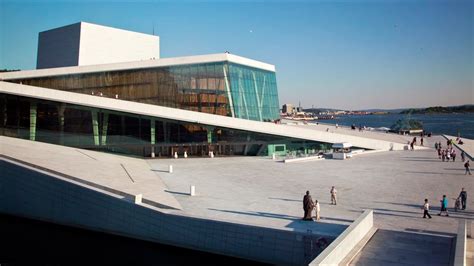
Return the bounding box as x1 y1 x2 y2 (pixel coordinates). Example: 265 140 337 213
313 113 474 139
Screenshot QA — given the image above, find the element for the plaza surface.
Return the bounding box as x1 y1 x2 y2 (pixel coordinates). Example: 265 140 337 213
151 135 473 236
2 134 473 264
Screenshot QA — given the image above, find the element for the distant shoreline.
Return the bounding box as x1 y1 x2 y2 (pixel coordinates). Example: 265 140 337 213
399 105 474 115
308 113 474 139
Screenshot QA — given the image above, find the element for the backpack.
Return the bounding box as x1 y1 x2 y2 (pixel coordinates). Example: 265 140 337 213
465 162 469 167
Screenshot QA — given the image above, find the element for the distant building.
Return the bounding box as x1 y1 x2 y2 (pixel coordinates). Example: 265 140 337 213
282 104 294 114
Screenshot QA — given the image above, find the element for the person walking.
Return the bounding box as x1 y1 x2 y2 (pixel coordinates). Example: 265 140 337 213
438 195 449 216
465 160 472 175
314 200 321 221
451 149 456 162
461 151 466 162
422 199 432 219
420 137 424 146
458 188 467 210
330 186 337 205
435 142 439 150
441 150 446 162
303 191 315 221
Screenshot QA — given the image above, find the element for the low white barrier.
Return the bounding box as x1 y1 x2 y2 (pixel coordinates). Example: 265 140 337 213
310 210 374 265
284 155 324 163
350 149 365 155
454 219 467 266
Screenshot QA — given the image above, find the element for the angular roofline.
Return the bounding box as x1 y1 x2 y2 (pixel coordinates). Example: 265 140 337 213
0 81 406 151
39 21 159 39
0 53 276 80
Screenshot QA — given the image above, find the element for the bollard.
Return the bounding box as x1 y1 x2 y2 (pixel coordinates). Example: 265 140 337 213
174 151 178 159
134 194 142 204
210 151 214 158
190 185 195 196
184 151 188 158
151 152 155 158
169 165 173 173
272 153 276 160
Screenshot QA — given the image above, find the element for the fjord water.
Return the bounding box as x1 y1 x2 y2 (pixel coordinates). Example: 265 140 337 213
315 113 474 139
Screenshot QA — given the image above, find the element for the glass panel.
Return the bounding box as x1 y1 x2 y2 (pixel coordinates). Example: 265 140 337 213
227 63 280 121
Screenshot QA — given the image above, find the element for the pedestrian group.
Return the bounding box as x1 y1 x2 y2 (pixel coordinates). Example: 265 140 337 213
302 186 338 222
302 136 471 222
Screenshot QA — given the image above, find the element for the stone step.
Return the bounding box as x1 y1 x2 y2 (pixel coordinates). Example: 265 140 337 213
342 227 378 265
349 230 453 265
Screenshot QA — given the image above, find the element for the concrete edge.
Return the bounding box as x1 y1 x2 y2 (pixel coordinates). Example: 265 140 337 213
441 134 473 161
454 219 467 266
0 154 180 211
309 209 374 265
340 227 378 265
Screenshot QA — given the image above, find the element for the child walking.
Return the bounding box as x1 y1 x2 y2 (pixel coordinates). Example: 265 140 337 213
422 199 432 219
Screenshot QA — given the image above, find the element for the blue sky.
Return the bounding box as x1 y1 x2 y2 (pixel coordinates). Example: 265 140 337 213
0 0 472 109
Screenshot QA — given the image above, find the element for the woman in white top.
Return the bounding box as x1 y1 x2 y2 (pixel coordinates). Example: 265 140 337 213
314 200 321 221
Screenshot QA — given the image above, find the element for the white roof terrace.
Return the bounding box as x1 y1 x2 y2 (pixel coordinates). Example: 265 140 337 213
0 81 408 151
0 53 275 81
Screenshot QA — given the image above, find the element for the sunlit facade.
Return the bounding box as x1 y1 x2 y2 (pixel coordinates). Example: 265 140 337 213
8 62 279 122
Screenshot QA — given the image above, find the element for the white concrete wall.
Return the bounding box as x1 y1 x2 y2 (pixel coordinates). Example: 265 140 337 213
0 157 333 265
0 82 407 151
36 22 159 69
78 22 159 66
310 210 374 265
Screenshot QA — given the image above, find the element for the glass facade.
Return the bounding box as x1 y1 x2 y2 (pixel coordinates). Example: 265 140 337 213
7 62 280 121
228 64 279 121
0 94 331 158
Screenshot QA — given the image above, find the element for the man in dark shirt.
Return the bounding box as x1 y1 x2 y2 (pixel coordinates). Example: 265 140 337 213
303 191 314 221
465 161 472 175
459 188 467 210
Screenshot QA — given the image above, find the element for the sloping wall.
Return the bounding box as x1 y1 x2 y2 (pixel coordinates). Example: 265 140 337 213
0 158 333 265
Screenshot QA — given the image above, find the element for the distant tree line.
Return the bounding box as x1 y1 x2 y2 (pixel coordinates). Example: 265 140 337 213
400 105 474 114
